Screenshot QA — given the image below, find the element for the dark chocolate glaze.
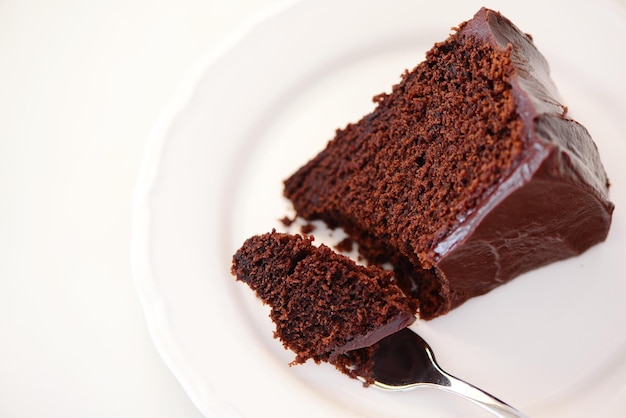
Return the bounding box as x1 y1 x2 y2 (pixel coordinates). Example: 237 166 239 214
434 9 614 309
231 231 416 363
284 8 614 319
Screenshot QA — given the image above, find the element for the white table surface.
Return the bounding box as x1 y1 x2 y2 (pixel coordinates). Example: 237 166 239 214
0 1 279 416
2 1 624 417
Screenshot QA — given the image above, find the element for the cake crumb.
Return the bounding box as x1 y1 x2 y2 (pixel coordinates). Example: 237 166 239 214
300 223 316 234
279 216 295 227
335 237 354 253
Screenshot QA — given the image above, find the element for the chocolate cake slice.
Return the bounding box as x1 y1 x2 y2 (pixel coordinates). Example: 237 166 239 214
231 231 416 364
284 7 614 319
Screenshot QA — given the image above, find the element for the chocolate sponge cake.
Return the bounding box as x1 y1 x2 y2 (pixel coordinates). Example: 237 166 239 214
231 231 416 364
283 8 614 319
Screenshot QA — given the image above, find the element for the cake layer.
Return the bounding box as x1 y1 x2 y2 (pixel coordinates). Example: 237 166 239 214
231 231 416 363
284 8 614 318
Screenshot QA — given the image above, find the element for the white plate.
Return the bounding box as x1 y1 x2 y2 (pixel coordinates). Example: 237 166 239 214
131 0 626 416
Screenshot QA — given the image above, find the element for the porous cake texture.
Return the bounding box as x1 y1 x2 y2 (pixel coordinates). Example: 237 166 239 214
283 7 614 319
231 231 416 364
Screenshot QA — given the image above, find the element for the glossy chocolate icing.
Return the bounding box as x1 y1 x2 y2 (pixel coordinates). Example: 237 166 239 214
284 8 614 319
231 231 416 363
434 8 614 310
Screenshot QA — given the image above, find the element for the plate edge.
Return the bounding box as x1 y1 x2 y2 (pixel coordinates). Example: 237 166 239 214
129 1 305 416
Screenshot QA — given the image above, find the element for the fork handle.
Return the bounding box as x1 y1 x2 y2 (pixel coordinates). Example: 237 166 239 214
438 371 528 418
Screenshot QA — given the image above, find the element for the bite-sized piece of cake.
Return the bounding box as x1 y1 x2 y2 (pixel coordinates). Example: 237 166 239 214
231 231 416 364
284 7 614 319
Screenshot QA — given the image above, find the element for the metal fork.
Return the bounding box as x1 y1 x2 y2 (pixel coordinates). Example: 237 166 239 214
361 328 528 418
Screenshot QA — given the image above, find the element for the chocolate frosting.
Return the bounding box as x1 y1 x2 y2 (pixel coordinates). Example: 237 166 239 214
231 231 416 363
434 8 614 309
283 8 614 319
